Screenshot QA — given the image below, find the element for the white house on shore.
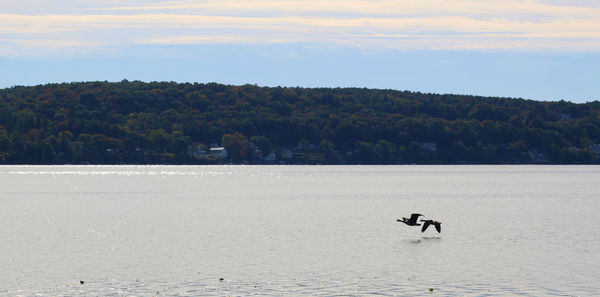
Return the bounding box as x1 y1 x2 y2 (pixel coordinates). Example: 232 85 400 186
419 142 438 151
208 147 228 159
192 145 208 158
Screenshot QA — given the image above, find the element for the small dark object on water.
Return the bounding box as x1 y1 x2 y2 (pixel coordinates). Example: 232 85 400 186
420 219 442 233
80 280 85 285
397 213 423 226
429 288 434 292
219 278 224 281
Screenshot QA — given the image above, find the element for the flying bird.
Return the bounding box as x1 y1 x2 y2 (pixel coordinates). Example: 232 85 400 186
397 213 423 226
420 219 442 233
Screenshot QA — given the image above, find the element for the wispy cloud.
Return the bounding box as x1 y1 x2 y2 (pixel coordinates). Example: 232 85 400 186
1 0 599 56
100 0 600 17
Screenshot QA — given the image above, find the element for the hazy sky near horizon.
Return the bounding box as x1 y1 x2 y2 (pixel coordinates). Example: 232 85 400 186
1 0 599 102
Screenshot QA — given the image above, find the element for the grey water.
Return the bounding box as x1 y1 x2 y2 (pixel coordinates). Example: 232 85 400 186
1 165 599 296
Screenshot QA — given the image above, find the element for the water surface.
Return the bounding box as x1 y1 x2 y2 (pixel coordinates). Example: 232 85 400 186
1 165 599 296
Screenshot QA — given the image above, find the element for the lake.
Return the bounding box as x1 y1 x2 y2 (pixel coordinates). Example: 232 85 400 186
1 165 599 296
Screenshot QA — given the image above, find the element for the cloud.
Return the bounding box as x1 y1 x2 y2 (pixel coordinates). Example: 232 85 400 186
1 0 599 56
99 0 600 20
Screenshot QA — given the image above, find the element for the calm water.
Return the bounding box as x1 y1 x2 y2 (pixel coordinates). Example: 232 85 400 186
1 165 599 296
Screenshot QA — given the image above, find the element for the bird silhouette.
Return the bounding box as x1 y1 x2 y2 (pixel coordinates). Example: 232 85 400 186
397 213 423 226
420 219 441 233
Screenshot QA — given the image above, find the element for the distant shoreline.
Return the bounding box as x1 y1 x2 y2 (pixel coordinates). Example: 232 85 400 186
1 81 599 165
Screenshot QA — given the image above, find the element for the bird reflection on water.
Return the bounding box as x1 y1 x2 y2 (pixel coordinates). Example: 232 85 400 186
406 236 442 245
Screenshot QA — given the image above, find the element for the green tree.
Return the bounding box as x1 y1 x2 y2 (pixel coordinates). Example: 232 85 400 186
222 132 248 161
249 135 274 154
374 140 397 164
320 139 339 164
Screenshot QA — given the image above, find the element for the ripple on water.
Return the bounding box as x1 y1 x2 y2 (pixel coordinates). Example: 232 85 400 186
4 277 589 297
2 166 599 296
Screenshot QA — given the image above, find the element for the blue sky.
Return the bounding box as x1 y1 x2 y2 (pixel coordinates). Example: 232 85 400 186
1 0 599 102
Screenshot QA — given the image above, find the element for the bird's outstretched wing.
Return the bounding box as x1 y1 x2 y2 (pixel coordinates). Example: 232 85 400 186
421 220 431 232
408 213 422 224
434 222 441 233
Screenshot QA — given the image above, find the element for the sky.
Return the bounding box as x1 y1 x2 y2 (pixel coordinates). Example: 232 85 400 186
1 0 599 102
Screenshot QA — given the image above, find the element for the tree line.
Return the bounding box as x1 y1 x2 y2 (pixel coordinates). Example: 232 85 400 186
0 80 599 164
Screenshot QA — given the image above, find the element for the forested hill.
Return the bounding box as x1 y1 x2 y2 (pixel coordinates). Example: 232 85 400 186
1 81 599 164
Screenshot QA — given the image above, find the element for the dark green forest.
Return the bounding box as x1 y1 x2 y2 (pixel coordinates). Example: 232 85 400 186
1 80 599 164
